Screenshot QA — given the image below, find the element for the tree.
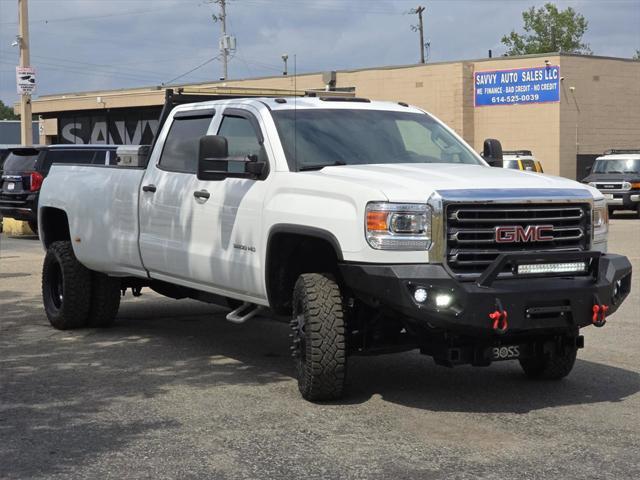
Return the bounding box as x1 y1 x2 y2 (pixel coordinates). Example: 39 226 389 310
0 100 19 120
502 3 592 56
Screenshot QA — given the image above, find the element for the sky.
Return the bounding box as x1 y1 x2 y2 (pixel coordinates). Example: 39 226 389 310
0 0 638 105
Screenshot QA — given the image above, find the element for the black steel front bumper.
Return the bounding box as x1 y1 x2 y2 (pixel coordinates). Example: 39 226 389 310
606 190 640 210
340 251 632 337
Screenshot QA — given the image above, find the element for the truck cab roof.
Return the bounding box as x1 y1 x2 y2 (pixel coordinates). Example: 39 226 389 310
175 96 424 114
596 153 640 161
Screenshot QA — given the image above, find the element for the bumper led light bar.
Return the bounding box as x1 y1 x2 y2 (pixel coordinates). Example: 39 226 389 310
517 262 588 275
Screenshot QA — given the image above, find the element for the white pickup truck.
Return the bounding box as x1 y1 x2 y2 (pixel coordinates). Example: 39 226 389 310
38 96 632 401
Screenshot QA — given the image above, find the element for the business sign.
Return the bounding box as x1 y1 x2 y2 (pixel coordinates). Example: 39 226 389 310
474 65 560 107
16 66 36 95
58 108 161 145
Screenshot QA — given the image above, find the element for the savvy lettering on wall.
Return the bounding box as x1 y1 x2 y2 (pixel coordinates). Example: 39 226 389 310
474 65 560 107
58 109 161 144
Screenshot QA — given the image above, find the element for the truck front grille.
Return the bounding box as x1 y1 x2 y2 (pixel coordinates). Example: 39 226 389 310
445 203 591 276
594 182 625 192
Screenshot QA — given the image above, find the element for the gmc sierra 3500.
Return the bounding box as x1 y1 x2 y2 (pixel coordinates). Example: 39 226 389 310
37 97 632 401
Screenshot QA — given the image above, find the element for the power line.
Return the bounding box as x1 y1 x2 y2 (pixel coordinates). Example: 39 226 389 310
0 3 185 26
0 50 178 80
163 55 221 85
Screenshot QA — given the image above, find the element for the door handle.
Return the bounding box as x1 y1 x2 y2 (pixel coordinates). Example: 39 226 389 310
193 189 210 200
142 184 157 193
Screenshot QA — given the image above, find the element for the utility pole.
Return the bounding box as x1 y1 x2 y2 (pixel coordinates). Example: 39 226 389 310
415 5 426 64
410 6 427 63
219 0 228 80
18 0 33 145
209 0 235 80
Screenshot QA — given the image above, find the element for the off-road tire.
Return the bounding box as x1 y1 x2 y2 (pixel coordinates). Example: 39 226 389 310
608 207 615 217
88 272 121 327
519 345 577 380
28 221 38 236
42 241 91 330
291 273 346 401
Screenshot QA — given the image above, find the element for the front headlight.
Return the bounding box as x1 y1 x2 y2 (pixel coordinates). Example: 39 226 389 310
592 200 609 244
366 202 432 250
588 181 597 187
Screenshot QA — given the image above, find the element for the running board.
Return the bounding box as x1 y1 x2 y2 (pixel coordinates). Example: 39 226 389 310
226 302 264 324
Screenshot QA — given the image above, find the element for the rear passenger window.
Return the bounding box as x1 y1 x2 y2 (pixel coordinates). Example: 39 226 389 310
159 115 213 173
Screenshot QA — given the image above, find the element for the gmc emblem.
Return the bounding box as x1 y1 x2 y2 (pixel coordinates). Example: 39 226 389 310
495 225 554 243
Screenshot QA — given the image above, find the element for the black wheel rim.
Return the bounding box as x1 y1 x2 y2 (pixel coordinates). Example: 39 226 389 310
48 262 64 309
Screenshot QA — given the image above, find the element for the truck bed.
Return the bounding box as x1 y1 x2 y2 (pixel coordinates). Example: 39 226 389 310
39 165 147 277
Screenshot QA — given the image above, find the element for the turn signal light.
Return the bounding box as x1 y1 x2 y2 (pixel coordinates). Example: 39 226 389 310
366 211 389 232
630 182 640 190
29 171 44 191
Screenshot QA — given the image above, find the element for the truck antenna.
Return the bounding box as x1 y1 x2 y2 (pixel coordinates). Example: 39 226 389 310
294 54 297 165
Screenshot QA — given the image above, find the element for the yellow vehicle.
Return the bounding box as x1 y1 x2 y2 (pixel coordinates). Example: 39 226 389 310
502 150 544 173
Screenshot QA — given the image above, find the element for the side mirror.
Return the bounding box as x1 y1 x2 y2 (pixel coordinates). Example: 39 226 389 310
483 138 503 166
197 135 266 180
585 166 592 174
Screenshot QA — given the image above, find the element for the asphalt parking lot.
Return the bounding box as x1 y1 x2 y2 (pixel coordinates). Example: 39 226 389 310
1 217 639 480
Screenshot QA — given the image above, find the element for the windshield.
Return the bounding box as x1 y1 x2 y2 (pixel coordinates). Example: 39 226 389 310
2 152 39 172
271 109 482 170
593 158 640 174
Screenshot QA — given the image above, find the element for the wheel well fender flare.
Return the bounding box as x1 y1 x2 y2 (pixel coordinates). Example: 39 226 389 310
39 207 71 248
265 224 344 310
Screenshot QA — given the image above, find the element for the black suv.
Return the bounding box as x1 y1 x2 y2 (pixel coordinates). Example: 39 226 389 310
0 144 117 233
582 149 640 218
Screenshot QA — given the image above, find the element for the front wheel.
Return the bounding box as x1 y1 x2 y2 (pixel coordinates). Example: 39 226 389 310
42 241 92 329
519 344 577 380
291 273 347 401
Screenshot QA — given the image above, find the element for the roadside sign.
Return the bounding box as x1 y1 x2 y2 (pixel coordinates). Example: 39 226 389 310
16 66 36 95
474 65 560 107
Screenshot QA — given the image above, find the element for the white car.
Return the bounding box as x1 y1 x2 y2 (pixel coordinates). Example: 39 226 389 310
37 97 632 401
583 150 640 217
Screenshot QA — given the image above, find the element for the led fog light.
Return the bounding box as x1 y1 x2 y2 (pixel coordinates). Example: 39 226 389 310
414 288 428 303
435 294 453 308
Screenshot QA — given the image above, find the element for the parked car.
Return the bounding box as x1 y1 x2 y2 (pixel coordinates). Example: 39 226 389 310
582 149 640 217
483 148 544 173
0 144 118 234
36 97 631 401
502 150 544 173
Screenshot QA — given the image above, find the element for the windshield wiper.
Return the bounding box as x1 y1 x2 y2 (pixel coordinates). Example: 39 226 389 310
298 160 347 171
606 170 623 174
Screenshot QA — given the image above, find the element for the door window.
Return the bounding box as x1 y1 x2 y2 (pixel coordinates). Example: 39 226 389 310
218 115 266 162
159 115 213 173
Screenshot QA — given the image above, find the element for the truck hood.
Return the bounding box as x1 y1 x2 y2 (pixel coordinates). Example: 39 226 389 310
583 173 640 183
313 163 601 202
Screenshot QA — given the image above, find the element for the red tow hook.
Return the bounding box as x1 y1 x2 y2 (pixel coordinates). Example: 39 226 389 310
489 309 508 334
592 304 609 327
